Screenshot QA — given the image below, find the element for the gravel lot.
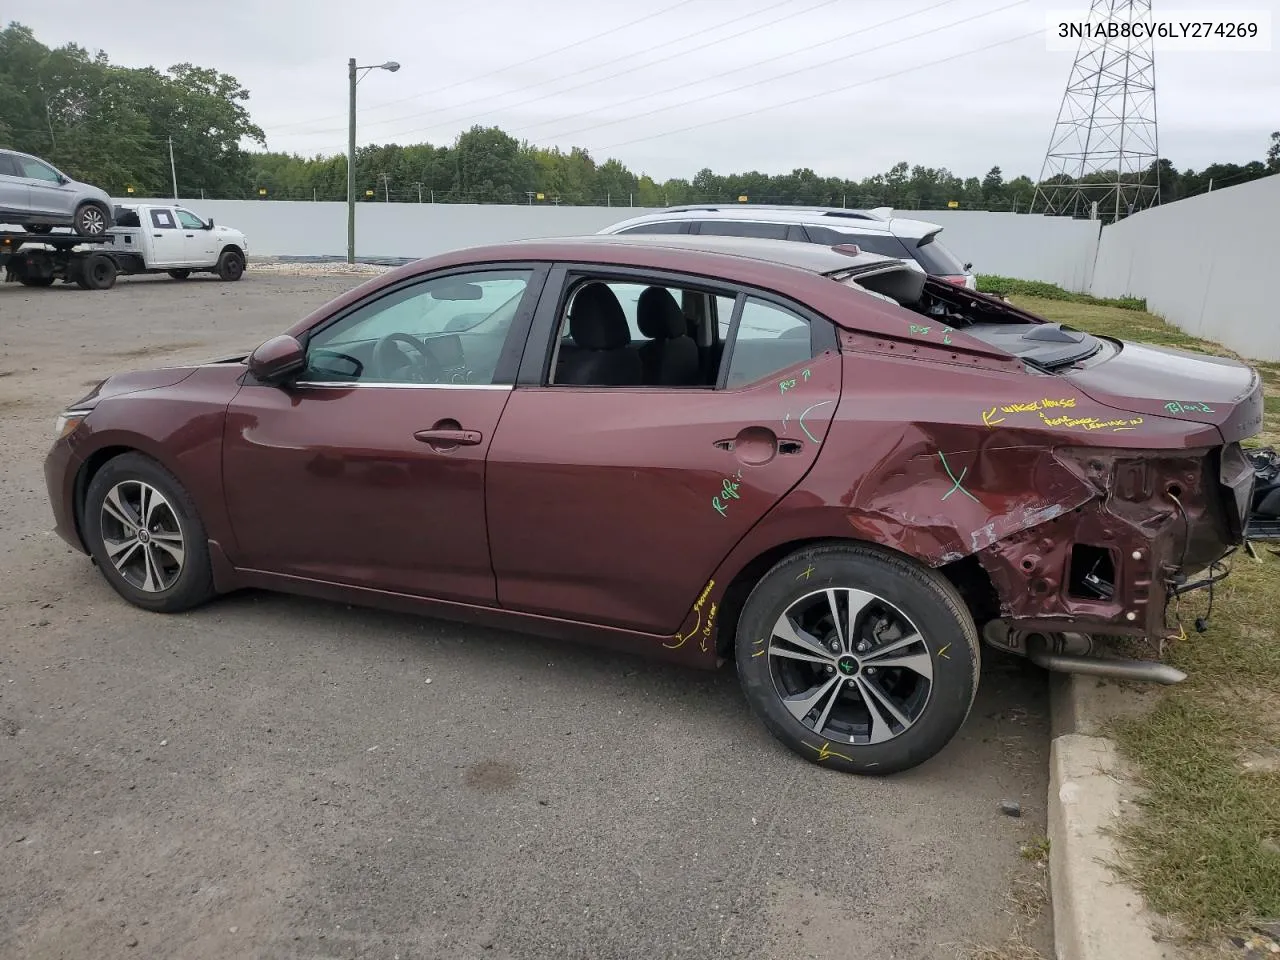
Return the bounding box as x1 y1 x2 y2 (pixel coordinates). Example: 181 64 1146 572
0 271 1052 960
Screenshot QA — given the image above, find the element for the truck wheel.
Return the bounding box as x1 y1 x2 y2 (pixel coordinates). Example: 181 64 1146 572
19 275 56 287
73 202 111 237
216 250 244 281
167 269 191 280
735 543 980 776
79 253 117 290
21 224 53 234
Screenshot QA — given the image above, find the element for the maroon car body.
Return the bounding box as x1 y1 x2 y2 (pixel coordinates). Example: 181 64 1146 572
43 235 1261 773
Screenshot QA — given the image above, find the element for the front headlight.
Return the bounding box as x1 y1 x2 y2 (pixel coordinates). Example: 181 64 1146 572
53 410 90 440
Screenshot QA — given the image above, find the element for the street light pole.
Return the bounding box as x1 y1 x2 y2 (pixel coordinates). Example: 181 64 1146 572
347 57 400 264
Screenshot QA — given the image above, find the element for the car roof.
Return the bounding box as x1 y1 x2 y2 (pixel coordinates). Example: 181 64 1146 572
600 205 945 239
286 234 974 355
502 233 909 274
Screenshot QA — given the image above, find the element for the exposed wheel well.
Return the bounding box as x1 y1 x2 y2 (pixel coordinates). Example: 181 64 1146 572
715 538 999 657
72 445 137 546
219 244 245 260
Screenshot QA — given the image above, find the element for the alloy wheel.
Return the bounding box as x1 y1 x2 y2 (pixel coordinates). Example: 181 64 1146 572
98 480 185 593
768 588 934 745
80 207 106 235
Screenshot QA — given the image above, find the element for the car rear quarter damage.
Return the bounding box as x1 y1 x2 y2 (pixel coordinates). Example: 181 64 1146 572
686 320 1262 682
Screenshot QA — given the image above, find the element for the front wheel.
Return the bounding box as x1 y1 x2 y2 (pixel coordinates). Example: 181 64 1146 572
73 202 110 237
167 269 191 280
216 250 244 281
735 543 980 776
82 453 216 613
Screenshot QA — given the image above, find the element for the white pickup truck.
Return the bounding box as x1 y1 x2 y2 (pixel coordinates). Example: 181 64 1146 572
107 203 249 281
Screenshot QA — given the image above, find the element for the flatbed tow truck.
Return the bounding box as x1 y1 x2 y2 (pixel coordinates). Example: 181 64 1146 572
1 229 118 290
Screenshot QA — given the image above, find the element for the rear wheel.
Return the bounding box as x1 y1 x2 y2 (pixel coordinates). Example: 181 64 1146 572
735 543 980 776
216 250 244 281
21 224 53 234
73 202 110 237
83 453 215 613
167 269 191 280
78 253 117 290
19 275 55 287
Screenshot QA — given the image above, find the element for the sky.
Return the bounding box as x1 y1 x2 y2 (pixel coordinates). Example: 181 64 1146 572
10 0 1279 182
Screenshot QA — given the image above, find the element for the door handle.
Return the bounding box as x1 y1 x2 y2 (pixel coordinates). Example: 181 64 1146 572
414 428 482 446
153 233 162 238
184 233 194 237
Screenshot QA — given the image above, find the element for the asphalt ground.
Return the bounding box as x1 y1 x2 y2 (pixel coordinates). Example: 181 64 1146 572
0 270 1052 960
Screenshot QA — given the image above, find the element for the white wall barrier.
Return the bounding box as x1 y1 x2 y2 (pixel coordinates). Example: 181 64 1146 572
123 197 1103 291
1090 174 1280 362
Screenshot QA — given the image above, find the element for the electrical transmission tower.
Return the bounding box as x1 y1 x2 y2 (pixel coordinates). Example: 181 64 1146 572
1031 0 1160 222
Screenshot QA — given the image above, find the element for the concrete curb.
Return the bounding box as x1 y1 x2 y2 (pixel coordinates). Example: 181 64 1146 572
1047 674 1176 960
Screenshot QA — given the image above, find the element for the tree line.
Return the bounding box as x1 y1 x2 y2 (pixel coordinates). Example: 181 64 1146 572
3 23 1277 214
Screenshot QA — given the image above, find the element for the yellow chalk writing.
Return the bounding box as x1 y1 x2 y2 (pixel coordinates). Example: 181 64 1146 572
804 741 854 763
664 579 716 649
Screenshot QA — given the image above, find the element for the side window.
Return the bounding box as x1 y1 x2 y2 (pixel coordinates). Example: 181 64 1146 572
551 277 710 388
724 298 814 389
303 270 532 385
175 210 204 229
696 220 789 240
802 226 911 259
618 221 688 235
0 153 19 177
18 157 61 182
150 209 177 230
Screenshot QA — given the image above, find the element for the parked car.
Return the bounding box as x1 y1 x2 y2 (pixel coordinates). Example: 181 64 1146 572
44 235 1260 775
107 203 248 281
599 205 977 288
0 148 114 237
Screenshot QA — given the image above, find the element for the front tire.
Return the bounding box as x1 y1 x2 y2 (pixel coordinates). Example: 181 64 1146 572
83 453 216 613
73 202 110 237
216 250 244 281
167 269 191 280
735 542 980 776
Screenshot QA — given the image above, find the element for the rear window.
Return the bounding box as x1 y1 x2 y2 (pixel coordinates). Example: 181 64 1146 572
912 233 968 276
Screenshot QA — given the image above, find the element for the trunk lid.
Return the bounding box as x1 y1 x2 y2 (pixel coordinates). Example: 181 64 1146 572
1062 340 1264 444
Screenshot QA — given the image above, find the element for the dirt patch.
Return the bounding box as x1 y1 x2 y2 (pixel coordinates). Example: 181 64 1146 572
107 340 207 359
462 759 521 793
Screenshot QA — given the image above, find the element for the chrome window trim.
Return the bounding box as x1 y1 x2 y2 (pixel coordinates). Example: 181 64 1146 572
291 381 513 391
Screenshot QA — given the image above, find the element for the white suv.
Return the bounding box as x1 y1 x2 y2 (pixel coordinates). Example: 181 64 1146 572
598 205 976 289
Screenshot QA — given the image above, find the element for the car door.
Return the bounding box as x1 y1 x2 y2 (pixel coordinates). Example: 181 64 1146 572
485 266 842 634
0 153 31 219
14 154 72 217
145 208 186 266
221 264 546 603
175 208 216 263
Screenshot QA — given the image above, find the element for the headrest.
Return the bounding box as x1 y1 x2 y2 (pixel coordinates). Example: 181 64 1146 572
569 283 630 350
636 286 686 339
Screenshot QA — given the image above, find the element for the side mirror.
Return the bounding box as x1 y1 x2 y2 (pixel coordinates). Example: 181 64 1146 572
205 219 214 229
247 335 305 385
963 262 973 271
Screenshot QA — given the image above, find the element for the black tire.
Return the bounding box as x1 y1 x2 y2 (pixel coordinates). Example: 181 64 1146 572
216 250 244 281
19 274 55 287
21 224 53 234
73 201 110 237
735 542 980 776
79 253 117 290
83 453 216 613
167 269 191 280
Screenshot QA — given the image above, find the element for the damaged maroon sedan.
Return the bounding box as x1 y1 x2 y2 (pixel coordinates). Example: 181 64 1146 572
44 235 1262 775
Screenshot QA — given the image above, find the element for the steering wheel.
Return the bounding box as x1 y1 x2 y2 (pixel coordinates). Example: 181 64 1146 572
371 333 443 383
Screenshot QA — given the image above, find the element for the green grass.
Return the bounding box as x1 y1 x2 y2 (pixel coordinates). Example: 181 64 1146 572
1003 292 1280 939
976 274 1147 311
